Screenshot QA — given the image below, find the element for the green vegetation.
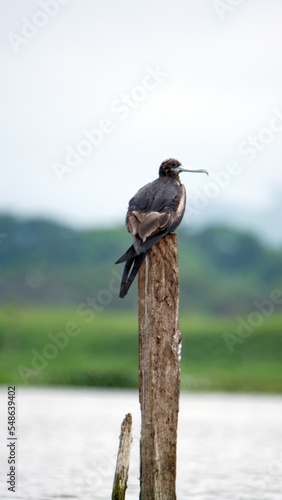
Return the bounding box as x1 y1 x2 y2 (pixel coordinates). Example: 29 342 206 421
0 215 281 392
0 307 281 393
1 215 282 315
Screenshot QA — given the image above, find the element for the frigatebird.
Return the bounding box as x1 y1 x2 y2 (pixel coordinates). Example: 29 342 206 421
116 158 208 298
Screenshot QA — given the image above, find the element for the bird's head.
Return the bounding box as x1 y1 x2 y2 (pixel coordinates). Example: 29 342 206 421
159 158 208 179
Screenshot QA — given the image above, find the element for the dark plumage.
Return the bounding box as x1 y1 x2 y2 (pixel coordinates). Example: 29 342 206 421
116 158 208 298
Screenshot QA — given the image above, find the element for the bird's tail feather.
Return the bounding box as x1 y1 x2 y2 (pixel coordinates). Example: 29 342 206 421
115 236 150 264
116 231 171 265
115 245 137 264
119 253 146 298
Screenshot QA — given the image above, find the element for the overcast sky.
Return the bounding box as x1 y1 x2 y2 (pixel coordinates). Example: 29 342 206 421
1 0 282 243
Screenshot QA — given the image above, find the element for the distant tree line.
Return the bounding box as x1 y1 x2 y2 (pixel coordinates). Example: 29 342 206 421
0 214 281 315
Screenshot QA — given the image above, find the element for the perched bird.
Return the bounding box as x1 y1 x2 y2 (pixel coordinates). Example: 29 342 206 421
116 158 208 298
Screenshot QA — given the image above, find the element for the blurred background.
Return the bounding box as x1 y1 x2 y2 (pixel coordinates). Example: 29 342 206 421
0 0 282 392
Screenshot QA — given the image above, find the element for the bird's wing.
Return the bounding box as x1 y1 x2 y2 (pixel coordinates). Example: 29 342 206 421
128 210 170 242
128 181 154 211
126 178 183 245
128 177 182 213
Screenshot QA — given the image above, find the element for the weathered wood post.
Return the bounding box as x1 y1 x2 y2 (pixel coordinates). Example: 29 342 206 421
112 413 132 500
138 233 181 500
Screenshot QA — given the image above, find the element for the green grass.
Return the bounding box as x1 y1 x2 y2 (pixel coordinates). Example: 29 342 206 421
0 306 281 392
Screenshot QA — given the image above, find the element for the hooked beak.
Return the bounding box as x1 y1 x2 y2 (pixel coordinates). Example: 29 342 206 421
178 166 209 175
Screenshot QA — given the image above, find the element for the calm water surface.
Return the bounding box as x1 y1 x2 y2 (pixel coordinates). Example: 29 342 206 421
0 388 281 500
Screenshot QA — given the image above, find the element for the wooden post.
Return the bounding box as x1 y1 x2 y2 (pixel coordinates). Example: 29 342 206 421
138 233 181 500
112 413 132 500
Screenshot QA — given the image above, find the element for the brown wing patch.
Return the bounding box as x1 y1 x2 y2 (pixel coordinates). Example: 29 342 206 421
138 212 170 242
127 212 141 236
127 210 171 242
131 210 146 223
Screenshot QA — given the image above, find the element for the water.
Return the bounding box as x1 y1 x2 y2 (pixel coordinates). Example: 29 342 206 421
0 387 281 499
